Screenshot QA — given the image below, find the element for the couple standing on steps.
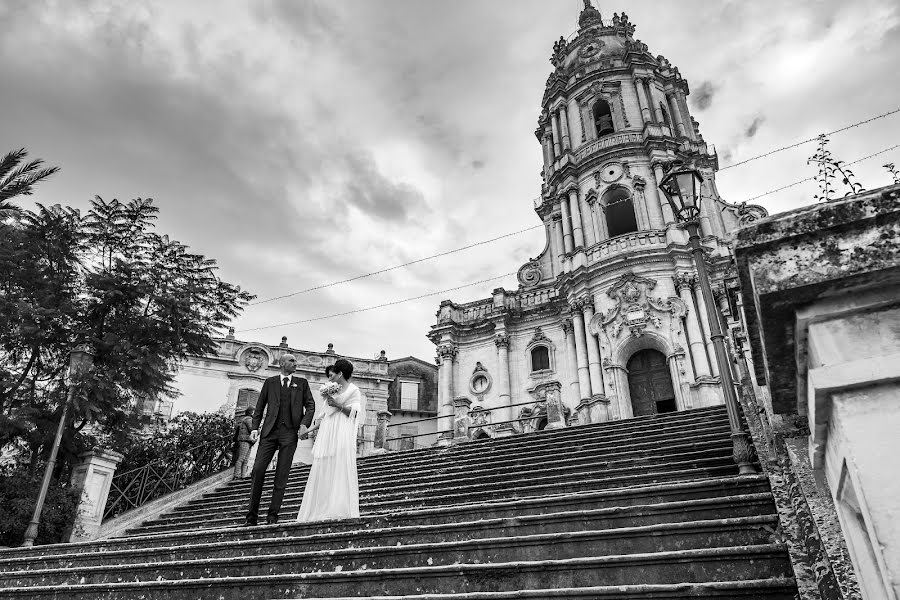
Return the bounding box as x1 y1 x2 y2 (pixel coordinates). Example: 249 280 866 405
243 354 364 526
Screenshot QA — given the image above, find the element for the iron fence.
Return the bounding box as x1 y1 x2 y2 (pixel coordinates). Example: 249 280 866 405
103 433 233 522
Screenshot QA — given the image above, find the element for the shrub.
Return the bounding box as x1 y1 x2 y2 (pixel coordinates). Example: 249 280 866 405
0 470 81 547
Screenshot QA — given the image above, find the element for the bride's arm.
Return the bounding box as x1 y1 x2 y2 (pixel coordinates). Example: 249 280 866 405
331 389 361 419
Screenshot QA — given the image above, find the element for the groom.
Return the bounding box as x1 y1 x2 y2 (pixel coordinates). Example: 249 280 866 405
244 353 315 525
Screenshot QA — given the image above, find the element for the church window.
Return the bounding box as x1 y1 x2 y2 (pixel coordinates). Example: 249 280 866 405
531 346 550 372
400 381 419 411
603 187 639 238
593 100 615 136
659 103 671 128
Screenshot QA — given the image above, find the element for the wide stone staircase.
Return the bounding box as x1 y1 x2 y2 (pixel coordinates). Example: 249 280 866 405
0 405 798 598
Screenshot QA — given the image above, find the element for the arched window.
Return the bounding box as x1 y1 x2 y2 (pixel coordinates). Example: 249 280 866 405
659 103 670 128
603 187 639 238
531 346 550 372
593 100 615 137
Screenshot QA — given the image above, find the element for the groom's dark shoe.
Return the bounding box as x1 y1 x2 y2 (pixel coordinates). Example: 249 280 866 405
266 516 279 525
242 518 257 527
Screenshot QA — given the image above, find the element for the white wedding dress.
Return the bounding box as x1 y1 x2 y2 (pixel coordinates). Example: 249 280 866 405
296 383 364 521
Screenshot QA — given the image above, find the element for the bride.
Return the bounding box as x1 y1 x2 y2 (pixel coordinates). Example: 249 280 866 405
297 358 364 521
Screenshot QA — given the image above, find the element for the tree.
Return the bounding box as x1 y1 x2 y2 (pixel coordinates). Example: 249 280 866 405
0 195 253 478
0 148 59 219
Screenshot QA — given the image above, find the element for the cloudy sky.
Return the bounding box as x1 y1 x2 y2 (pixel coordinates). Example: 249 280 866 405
2 0 899 403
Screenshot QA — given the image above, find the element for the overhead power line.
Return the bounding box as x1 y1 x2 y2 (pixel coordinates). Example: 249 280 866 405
237 271 519 333
719 107 899 171
249 224 543 306
236 141 900 334
245 108 899 309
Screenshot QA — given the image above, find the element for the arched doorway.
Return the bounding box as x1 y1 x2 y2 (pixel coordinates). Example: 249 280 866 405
626 349 677 416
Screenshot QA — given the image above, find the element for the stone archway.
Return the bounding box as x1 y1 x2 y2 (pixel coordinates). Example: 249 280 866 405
626 349 677 416
608 331 686 420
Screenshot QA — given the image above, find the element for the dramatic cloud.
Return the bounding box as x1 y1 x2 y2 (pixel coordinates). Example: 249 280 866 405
2 0 898 414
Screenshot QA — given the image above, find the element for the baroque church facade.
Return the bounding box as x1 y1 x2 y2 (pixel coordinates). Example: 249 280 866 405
429 2 767 439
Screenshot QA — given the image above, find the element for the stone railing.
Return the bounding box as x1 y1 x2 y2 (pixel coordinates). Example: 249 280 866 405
509 287 558 310
587 229 667 264
574 132 643 162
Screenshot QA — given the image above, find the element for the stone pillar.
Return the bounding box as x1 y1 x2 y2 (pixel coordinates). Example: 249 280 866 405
674 91 694 140
541 382 566 429
372 411 392 454
452 396 472 444
608 363 632 419
667 94 686 137
551 110 562 157
691 277 719 377
561 319 582 404
581 299 605 398
586 196 601 244
495 333 512 424
552 214 565 267
674 274 711 378
67 449 124 542
559 105 571 150
633 76 652 125
652 162 677 226
567 187 586 249
570 301 593 399
542 134 553 173
643 79 660 124
559 195 574 254
436 344 457 441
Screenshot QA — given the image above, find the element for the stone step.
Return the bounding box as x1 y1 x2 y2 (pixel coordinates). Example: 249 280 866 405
0 517 780 587
174 436 735 517
1 495 777 571
0 545 793 599
283 579 799 599
0 475 772 560
135 458 740 535
210 424 734 501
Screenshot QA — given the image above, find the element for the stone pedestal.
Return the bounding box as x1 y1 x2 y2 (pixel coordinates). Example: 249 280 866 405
736 183 900 600
67 449 124 542
576 394 609 424
371 410 392 454
537 382 566 430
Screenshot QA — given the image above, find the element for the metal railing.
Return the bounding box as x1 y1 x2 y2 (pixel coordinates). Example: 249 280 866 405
103 434 233 522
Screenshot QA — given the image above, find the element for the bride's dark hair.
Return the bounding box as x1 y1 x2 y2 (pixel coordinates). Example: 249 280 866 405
332 358 354 380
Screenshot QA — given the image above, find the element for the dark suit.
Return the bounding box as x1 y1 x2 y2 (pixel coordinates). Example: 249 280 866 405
245 374 315 523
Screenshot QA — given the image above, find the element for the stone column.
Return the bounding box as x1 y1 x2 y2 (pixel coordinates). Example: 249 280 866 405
542 382 567 429
581 299 605 398
436 344 457 439
674 273 711 378
559 195 574 254
452 396 472 444
559 105 571 150
67 449 124 542
495 333 512 424
586 196 601 244
567 187 586 249
372 410 392 454
644 79 660 124
692 277 719 377
570 301 593 399
674 91 694 140
652 162 677 225
542 134 553 174
561 318 582 403
667 94 686 137
633 76 652 125
632 176 662 230
552 214 565 267
551 110 562 157
607 363 632 419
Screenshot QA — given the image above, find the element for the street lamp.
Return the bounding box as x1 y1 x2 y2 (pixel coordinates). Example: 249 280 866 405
21 344 95 547
659 163 755 475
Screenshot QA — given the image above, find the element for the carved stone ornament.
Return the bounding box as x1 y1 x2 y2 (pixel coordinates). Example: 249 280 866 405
517 260 543 289
494 334 510 349
243 349 267 372
529 328 550 345
735 201 768 225
597 162 625 184
598 271 687 338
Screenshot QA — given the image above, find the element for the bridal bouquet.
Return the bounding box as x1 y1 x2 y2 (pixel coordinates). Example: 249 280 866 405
320 382 341 398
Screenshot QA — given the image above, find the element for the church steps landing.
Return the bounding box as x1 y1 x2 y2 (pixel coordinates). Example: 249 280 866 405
0 501 777 572
289 579 799 600
0 475 772 561
132 459 741 535
209 422 734 501
0 546 793 599
172 435 736 516
0 517 780 587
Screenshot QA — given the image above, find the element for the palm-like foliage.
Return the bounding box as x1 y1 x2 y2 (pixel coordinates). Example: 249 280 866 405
0 148 60 217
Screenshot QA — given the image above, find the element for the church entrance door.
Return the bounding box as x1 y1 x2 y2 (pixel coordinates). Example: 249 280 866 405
626 349 677 416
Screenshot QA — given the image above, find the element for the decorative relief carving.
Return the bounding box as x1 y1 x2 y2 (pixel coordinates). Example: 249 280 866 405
599 271 687 338
529 328 549 345
517 260 543 288
673 271 698 293
437 344 458 360
242 349 267 372
561 318 574 335
494 334 510 349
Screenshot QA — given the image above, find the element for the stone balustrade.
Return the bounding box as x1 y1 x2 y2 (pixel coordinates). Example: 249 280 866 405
574 132 643 162
586 229 667 264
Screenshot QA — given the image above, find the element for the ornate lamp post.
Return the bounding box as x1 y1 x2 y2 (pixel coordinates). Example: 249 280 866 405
22 344 95 547
659 163 755 475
